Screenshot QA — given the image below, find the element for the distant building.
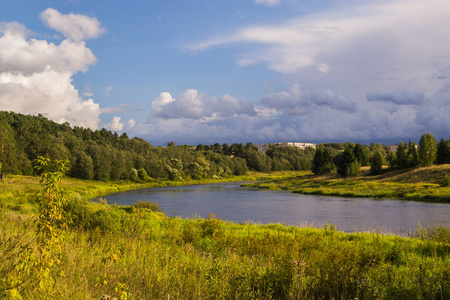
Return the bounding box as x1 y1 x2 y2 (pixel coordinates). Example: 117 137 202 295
256 142 316 154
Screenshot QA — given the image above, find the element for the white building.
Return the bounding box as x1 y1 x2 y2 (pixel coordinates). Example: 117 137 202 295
256 142 316 153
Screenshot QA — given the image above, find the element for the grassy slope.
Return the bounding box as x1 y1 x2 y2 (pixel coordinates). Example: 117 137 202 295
245 165 450 202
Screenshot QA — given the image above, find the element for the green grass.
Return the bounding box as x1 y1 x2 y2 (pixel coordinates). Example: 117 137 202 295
246 165 450 202
1 206 450 299
1 170 450 299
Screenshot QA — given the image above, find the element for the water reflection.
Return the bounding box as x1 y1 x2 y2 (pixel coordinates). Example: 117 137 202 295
103 182 450 235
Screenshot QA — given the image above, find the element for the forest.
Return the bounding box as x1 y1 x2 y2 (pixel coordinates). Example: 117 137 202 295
1 111 449 182
0 111 315 181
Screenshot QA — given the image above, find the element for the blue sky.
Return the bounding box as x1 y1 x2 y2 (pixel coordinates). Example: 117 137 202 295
0 0 449 146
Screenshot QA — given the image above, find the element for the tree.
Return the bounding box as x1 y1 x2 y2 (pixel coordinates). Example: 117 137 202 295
353 143 369 166
406 142 419 168
436 138 450 165
335 145 360 177
137 167 148 181
418 133 437 166
312 146 334 175
395 141 408 169
387 151 397 169
370 151 383 175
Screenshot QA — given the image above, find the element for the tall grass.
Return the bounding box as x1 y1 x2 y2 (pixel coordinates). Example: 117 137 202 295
2 204 450 299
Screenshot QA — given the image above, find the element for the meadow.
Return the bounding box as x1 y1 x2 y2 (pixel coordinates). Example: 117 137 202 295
244 165 450 203
1 169 450 299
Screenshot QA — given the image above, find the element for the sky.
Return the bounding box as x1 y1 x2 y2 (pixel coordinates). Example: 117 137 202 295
0 0 449 146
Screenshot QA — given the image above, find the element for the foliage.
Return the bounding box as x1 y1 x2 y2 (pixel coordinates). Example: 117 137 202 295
418 133 437 167
393 141 420 169
129 168 139 182
311 146 335 175
335 144 361 177
33 157 71 294
0 111 319 181
134 200 164 212
137 167 148 181
370 151 384 175
436 138 450 165
441 175 450 187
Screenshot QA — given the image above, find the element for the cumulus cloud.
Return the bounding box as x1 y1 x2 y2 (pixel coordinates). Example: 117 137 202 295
0 70 100 128
0 9 103 129
150 89 256 121
125 119 136 131
105 116 124 132
0 22 96 74
40 8 105 42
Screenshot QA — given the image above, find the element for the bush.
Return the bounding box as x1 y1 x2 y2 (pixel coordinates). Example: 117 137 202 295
65 198 93 229
134 200 164 213
89 209 121 233
441 174 450 187
370 151 383 175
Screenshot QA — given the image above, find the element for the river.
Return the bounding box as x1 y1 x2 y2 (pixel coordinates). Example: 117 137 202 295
103 182 450 235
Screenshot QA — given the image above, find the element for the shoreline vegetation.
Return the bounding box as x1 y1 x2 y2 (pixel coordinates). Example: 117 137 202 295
1 169 450 299
243 165 450 203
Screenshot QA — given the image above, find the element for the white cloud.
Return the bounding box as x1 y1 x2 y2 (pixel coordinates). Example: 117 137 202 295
40 8 105 42
0 70 100 128
0 9 104 129
105 116 124 132
150 89 256 121
0 22 96 74
192 0 450 80
125 119 136 131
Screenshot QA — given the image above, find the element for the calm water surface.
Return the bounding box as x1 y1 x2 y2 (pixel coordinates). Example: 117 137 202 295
104 182 450 235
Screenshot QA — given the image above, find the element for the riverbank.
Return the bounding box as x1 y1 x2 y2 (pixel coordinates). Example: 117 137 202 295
243 165 450 202
0 171 305 213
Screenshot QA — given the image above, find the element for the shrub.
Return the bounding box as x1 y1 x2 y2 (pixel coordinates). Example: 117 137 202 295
89 209 121 233
65 198 93 230
441 174 450 187
134 200 164 213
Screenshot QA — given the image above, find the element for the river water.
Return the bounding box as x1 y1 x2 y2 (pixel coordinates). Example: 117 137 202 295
103 182 450 235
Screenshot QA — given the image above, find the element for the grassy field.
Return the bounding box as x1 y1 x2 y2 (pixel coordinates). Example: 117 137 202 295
1 170 450 299
244 165 450 202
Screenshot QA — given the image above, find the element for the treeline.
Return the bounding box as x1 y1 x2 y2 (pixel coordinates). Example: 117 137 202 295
0 111 314 181
312 133 450 176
